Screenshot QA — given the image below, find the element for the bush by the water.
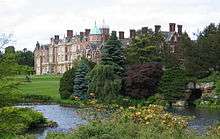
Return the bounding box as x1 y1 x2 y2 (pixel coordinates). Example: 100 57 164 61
157 67 190 105
87 64 121 101
0 92 23 107
122 63 163 99
0 107 46 136
59 67 77 99
59 57 95 99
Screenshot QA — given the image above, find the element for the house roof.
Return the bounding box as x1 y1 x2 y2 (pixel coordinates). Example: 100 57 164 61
162 31 174 42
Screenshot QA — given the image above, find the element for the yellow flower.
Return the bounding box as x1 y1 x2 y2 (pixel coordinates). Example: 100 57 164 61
135 112 141 115
128 106 135 110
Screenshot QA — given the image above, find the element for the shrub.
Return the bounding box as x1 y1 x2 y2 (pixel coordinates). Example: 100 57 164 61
22 94 53 103
122 62 163 99
87 64 121 101
0 92 23 107
0 107 46 136
157 67 190 106
59 67 77 99
59 57 95 99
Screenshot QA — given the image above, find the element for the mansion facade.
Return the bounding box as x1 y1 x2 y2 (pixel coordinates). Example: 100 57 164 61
34 22 183 75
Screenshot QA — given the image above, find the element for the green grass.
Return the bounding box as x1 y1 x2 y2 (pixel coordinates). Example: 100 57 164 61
0 107 47 136
17 75 61 101
216 80 220 95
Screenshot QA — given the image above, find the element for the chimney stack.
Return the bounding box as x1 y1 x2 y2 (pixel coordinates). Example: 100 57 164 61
36 41 40 49
169 23 176 32
80 32 84 36
54 35 59 40
155 25 161 33
119 31 124 39
67 30 73 38
177 25 182 35
54 35 59 44
130 29 136 39
101 28 110 35
85 29 90 36
141 27 148 34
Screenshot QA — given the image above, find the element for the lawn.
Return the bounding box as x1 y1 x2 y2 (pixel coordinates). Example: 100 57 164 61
216 80 220 95
17 75 61 100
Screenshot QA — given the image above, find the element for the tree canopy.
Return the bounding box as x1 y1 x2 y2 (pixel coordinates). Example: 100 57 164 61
126 30 165 65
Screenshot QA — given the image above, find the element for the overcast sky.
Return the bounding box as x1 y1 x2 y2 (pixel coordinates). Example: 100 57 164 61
0 0 220 51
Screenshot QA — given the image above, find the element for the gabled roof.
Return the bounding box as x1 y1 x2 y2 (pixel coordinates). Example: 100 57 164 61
162 31 174 42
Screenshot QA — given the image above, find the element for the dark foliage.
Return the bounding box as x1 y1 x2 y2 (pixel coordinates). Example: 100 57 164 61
59 67 77 99
87 64 121 101
182 23 220 78
16 48 34 67
59 57 95 99
4 46 15 54
122 63 163 99
157 67 190 105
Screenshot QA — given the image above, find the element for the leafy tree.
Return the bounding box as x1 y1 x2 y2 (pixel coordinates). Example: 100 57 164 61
157 67 189 106
5 46 15 54
59 67 77 99
0 52 18 77
59 57 95 99
182 33 208 78
182 23 220 78
101 31 126 77
16 48 34 67
197 23 220 72
87 64 121 101
126 31 164 65
122 63 163 99
0 51 3 60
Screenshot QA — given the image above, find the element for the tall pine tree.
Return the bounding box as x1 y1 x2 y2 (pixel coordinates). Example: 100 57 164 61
73 59 90 99
101 31 125 77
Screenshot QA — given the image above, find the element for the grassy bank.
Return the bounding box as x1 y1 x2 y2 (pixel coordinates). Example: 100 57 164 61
17 75 61 101
0 107 56 138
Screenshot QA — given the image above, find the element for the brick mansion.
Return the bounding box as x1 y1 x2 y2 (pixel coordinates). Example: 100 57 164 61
34 22 183 75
